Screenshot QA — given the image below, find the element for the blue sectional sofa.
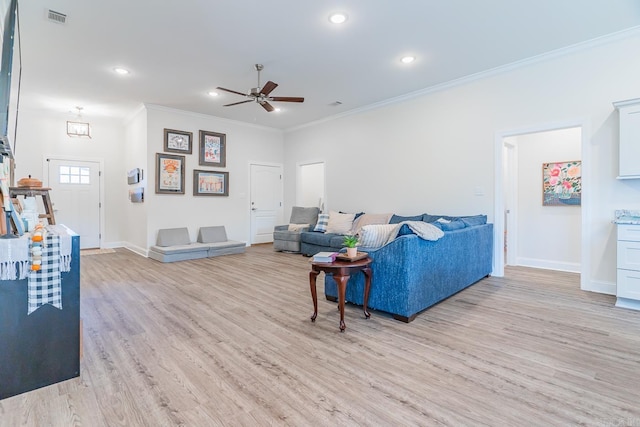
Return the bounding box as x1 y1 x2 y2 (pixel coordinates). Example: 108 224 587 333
301 214 493 322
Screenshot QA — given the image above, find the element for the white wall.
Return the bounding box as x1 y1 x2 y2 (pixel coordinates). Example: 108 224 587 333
144 105 284 249
122 106 148 254
12 108 126 244
284 30 640 293
512 128 581 272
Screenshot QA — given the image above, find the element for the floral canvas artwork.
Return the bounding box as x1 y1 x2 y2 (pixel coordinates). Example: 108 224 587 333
542 160 581 206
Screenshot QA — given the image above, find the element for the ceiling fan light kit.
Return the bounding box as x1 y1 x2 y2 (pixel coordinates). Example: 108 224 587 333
216 64 304 113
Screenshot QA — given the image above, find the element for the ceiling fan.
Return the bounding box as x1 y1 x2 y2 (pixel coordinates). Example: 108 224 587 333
217 64 304 112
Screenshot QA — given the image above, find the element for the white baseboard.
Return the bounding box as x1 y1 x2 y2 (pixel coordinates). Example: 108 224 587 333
123 243 148 257
515 257 581 273
582 279 616 295
103 241 124 249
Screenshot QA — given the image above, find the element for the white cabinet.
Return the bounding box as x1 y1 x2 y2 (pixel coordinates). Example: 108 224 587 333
614 98 640 179
616 224 640 310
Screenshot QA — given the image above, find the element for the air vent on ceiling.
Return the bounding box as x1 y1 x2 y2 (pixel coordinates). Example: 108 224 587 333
47 10 67 24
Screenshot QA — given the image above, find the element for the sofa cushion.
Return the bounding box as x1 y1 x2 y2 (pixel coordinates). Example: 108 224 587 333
302 231 341 247
156 227 191 247
358 224 399 248
314 213 329 232
197 226 228 243
389 214 425 224
460 215 488 227
351 213 392 234
326 211 355 234
290 206 320 225
287 223 310 231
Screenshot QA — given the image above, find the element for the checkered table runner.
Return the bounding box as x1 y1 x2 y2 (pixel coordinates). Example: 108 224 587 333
27 234 62 315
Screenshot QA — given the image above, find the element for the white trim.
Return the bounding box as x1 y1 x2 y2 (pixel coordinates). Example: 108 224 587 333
590 280 616 296
42 154 105 249
494 119 588 284
515 257 581 274
288 26 640 133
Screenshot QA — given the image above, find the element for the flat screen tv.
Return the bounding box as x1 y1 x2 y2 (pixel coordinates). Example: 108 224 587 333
0 0 19 157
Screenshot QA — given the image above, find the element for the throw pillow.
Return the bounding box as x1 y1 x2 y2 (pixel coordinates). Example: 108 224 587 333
314 213 329 233
325 211 355 234
358 224 399 248
351 213 393 234
288 223 309 232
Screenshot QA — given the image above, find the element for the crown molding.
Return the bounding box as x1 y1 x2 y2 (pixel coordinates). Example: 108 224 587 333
286 25 640 133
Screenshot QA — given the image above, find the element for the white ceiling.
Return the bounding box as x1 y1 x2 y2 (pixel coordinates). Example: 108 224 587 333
15 1 640 129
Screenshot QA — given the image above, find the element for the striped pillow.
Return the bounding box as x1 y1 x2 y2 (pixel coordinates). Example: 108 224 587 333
314 213 330 233
358 224 399 248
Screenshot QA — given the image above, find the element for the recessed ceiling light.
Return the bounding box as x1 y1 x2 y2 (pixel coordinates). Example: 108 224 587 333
329 13 347 24
113 67 130 75
274 107 281 112
208 91 219 97
401 56 416 64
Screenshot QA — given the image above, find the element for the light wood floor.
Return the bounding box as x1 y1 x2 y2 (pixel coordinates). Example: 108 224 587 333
2 245 640 426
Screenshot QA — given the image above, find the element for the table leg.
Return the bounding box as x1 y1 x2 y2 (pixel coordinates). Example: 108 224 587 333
333 274 349 332
309 270 320 322
362 267 372 319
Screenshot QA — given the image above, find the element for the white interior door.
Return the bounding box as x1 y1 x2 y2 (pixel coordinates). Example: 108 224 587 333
250 163 283 244
47 158 101 249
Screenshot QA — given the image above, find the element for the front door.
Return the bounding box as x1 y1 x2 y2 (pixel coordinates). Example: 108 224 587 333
250 163 283 244
47 158 101 249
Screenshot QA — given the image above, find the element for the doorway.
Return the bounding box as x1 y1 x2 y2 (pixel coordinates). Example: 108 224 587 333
492 120 591 290
249 163 283 244
503 128 582 272
297 161 325 210
45 157 102 249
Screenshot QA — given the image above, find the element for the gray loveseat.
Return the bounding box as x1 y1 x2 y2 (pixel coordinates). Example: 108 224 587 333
273 206 320 253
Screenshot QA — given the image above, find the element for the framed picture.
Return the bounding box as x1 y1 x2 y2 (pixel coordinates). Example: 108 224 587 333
193 169 229 196
542 160 581 206
156 153 185 194
199 130 226 167
164 128 193 154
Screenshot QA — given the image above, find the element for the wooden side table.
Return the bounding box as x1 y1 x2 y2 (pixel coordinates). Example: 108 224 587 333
309 257 372 332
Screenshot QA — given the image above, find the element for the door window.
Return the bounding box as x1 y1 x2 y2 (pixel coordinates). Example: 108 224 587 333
59 166 90 185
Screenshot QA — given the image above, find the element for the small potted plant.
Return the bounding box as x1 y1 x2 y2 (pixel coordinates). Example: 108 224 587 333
343 234 359 258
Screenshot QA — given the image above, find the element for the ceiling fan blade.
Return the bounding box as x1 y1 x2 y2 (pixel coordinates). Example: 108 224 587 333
223 99 253 107
270 97 304 103
217 87 248 97
260 101 275 112
260 81 278 96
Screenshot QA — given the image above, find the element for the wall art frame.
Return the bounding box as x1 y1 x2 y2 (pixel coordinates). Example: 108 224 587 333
193 169 229 196
156 153 185 194
164 128 193 154
199 130 226 167
542 160 581 206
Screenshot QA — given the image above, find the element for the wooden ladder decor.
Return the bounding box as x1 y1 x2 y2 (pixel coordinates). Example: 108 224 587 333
9 187 56 225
